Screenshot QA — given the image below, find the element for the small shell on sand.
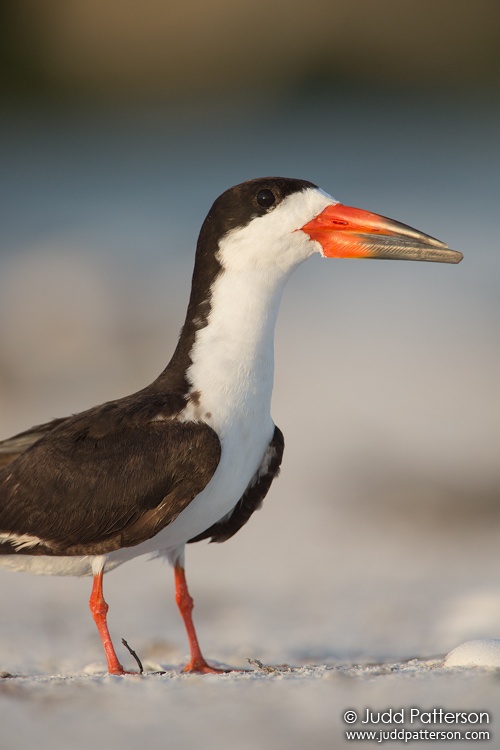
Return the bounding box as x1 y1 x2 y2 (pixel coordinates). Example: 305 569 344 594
444 639 500 668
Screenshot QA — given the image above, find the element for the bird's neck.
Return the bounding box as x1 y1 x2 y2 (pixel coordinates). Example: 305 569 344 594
179 267 290 428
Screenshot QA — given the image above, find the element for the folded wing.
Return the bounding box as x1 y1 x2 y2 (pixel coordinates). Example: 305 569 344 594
0 403 221 556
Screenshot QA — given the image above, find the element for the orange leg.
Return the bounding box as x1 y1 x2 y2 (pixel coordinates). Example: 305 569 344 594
174 563 227 674
89 570 132 675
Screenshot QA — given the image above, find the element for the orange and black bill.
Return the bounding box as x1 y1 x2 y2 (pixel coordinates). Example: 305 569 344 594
301 204 463 264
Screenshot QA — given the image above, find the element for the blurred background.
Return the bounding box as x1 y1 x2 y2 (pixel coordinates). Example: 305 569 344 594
0 0 500 676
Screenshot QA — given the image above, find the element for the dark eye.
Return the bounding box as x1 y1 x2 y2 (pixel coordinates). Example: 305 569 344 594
256 189 276 209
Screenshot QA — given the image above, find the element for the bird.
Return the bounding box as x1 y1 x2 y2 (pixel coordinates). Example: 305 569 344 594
0 177 462 675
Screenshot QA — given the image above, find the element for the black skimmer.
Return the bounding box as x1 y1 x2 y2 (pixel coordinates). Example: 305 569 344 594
0 178 462 675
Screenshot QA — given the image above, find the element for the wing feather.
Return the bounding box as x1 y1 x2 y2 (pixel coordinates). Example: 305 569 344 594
0 417 68 468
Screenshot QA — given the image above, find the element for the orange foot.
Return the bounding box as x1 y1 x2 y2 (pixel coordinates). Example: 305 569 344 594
182 658 234 674
108 666 141 676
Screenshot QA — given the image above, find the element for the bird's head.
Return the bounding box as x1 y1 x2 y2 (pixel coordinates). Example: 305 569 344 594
202 177 463 276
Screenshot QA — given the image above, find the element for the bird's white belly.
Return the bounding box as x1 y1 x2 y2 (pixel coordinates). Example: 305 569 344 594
0 553 95 576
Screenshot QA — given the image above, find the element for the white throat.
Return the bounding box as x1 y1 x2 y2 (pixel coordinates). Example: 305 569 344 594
184 266 289 432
